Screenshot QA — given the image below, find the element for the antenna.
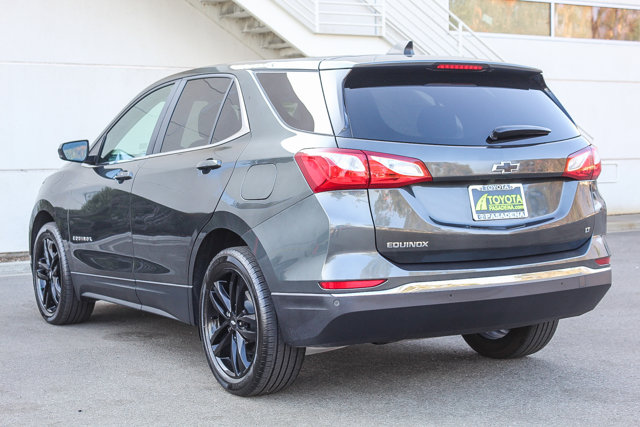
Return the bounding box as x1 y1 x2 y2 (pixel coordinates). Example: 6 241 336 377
387 40 414 56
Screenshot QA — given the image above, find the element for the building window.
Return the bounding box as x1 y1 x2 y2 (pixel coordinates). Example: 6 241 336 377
556 4 640 41
450 0 550 36
450 0 640 42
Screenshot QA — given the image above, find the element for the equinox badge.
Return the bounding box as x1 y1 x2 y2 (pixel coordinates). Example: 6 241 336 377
492 161 520 173
387 241 429 249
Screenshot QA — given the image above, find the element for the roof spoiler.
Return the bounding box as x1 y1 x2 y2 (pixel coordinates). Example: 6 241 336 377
387 40 414 56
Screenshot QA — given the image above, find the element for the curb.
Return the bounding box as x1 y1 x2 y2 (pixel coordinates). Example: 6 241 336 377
0 251 29 263
607 214 640 233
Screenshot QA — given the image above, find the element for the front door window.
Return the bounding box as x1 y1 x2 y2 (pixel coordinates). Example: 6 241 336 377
99 84 174 163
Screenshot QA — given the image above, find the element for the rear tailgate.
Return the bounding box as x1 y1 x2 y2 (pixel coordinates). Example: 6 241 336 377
325 63 597 263
337 137 595 263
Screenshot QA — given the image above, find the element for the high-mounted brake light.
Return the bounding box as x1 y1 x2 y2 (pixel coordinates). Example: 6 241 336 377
562 146 601 180
320 279 386 290
294 148 432 193
435 63 485 71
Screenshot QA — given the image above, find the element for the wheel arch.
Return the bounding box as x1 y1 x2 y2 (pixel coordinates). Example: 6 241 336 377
29 200 58 257
189 211 255 325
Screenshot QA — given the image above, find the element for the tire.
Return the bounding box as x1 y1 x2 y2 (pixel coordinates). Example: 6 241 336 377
462 320 559 359
199 246 305 396
32 222 94 325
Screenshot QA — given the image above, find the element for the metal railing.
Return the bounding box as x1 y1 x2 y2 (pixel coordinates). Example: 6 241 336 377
275 0 385 36
275 0 502 60
384 0 502 60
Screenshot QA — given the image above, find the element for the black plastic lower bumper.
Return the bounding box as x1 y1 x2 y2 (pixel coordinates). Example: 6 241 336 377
272 269 611 347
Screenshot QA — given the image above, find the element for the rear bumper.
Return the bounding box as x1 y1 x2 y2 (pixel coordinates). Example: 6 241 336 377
272 266 611 347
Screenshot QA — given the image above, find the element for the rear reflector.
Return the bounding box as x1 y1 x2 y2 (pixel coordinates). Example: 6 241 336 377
595 256 610 266
435 63 484 71
562 146 601 180
295 148 432 193
320 279 386 290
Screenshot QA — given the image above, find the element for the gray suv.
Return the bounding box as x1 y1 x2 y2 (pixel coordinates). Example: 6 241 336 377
30 55 611 396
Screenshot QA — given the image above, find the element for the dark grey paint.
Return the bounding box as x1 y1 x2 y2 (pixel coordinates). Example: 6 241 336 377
67 163 143 303
131 135 251 320
241 164 277 200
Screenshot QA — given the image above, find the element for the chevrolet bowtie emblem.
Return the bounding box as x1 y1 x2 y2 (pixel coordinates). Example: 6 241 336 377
492 161 520 173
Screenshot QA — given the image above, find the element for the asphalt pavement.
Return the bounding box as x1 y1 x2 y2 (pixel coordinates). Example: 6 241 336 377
1 231 638 426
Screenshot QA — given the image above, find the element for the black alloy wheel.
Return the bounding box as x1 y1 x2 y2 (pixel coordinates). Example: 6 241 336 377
35 236 62 314
200 247 305 396
204 270 258 378
32 222 94 324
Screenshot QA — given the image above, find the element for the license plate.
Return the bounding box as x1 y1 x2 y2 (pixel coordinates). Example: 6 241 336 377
468 183 528 221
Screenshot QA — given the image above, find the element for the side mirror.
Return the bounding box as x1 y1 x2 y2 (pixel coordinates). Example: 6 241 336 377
58 140 89 163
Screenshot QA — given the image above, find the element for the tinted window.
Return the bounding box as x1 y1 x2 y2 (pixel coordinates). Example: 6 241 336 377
212 83 243 143
343 68 579 146
100 84 173 163
256 72 332 134
160 78 231 153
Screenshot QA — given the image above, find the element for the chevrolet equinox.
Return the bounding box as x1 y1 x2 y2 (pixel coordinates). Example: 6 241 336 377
29 55 611 396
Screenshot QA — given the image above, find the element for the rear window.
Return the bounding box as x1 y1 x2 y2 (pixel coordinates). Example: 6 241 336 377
342 67 579 146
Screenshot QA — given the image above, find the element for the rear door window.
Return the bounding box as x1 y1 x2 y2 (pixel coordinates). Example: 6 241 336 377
342 66 579 146
160 77 232 153
212 83 243 143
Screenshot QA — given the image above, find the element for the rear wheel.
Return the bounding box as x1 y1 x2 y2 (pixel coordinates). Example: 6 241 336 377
462 320 559 359
199 246 305 396
32 222 94 324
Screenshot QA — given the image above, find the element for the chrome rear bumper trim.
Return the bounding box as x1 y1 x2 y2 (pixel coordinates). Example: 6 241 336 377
336 266 609 297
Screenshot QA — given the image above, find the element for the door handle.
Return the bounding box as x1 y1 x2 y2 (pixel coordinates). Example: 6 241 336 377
113 170 133 183
196 158 222 174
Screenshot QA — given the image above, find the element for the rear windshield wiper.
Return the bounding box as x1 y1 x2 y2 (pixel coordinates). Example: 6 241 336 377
488 125 551 143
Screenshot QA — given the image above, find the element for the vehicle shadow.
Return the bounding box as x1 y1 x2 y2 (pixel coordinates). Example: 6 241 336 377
273 341 589 409
78 301 590 404
76 301 203 358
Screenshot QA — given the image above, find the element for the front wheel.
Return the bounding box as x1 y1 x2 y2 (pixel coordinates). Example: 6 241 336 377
462 320 559 359
199 247 305 396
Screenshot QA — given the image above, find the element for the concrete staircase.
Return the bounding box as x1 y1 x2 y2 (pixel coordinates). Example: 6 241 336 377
198 0 303 58
197 0 390 58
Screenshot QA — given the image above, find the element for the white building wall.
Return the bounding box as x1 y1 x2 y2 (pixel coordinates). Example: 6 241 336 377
0 0 269 252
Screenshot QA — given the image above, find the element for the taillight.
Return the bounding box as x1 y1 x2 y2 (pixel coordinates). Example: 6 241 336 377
319 279 386 290
294 149 369 193
562 146 601 180
595 256 610 266
294 148 432 193
368 153 432 188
